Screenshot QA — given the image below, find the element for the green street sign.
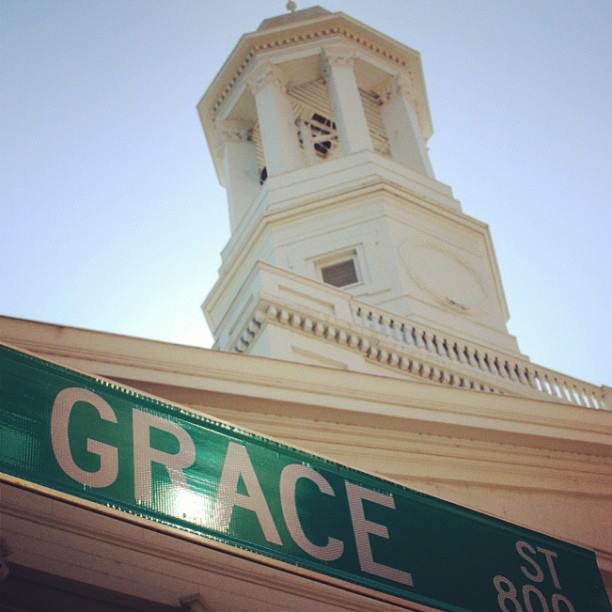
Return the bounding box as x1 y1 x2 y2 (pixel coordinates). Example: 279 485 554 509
0 342 609 611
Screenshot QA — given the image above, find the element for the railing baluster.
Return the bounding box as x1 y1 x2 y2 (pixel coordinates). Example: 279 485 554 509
581 389 592 408
342 298 607 409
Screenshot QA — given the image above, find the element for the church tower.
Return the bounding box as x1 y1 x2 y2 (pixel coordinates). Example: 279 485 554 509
200 6 607 408
0 6 610 610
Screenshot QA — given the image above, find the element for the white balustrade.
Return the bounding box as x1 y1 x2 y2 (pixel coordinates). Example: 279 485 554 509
349 301 608 409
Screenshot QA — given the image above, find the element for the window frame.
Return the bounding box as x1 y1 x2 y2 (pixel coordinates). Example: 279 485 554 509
313 247 364 289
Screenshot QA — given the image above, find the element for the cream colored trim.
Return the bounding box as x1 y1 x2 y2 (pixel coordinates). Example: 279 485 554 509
217 263 607 410
198 11 433 184
1 315 611 455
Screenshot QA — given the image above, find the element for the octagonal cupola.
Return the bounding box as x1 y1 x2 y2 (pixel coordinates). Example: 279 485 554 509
198 6 434 230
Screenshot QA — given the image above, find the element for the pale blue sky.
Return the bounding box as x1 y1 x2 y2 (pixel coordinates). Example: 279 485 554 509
1 1 610 385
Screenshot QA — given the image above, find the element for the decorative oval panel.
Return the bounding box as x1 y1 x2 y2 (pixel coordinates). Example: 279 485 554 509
400 243 486 312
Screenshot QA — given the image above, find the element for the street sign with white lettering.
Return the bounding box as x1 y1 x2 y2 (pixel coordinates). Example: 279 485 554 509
0 343 609 611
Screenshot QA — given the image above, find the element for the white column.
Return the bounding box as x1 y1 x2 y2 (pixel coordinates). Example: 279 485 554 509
380 75 434 178
247 62 303 177
322 46 372 155
218 121 260 231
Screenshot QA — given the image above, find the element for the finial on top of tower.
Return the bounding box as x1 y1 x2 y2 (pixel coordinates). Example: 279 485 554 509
286 1 297 13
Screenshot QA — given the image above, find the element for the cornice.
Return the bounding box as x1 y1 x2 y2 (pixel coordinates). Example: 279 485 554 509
210 404 612 467
1 314 610 454
208 22 421 117
207 407 611 499
232 300 511 395
197 11 433 184
225 283 608 414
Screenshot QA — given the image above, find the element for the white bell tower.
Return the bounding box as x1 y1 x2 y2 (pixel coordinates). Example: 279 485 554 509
198 6 562 399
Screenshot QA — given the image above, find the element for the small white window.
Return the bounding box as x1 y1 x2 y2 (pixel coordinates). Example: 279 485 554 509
312 246 365 289
321 258 358 287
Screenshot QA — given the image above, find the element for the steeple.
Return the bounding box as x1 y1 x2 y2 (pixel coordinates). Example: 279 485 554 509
198 7 607 408
198 6 436 230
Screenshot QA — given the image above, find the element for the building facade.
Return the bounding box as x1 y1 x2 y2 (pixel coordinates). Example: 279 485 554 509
1 6 610 612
